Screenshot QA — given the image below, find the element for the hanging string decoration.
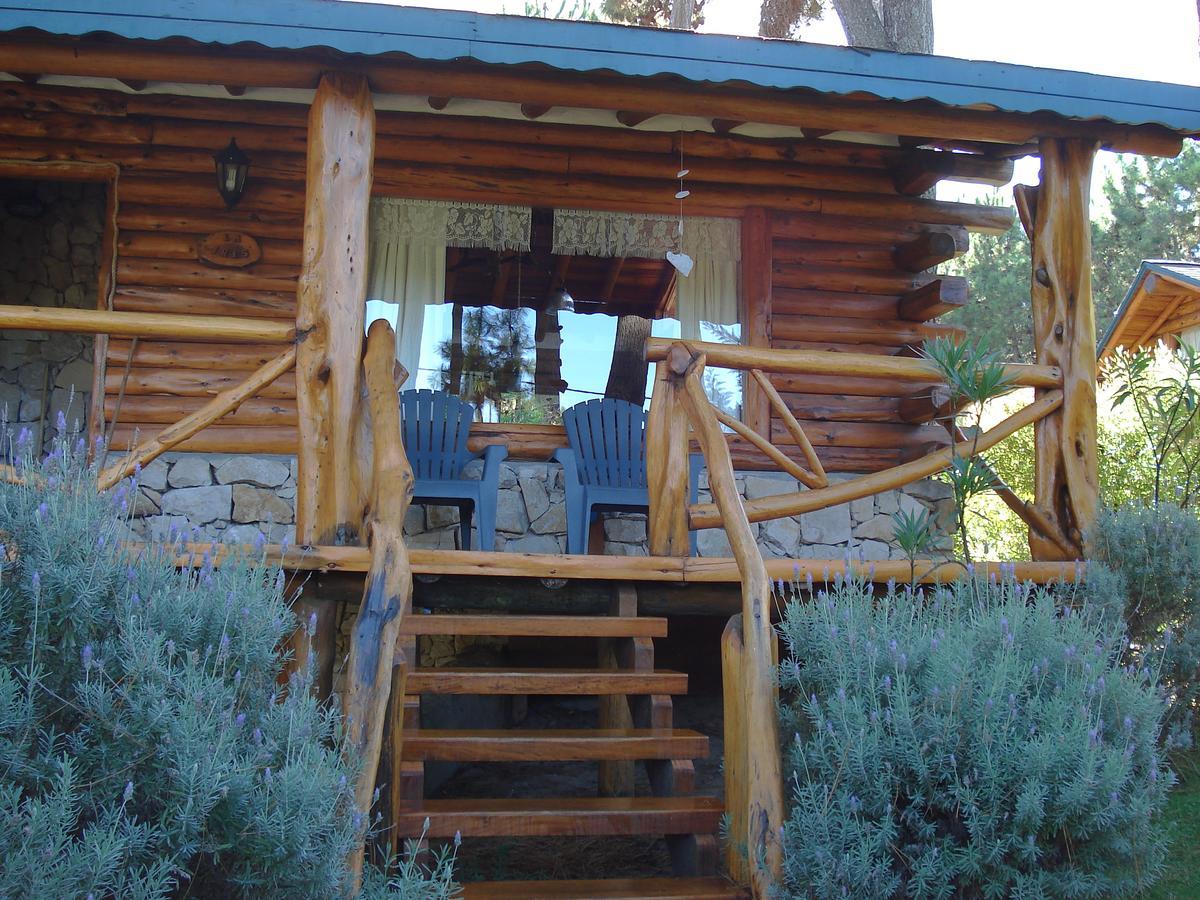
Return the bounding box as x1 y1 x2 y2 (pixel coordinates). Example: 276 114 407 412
666 138 694 277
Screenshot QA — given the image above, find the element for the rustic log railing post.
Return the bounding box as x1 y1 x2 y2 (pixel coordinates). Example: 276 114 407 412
344 320 414 891
291 71 376 696
1015 138 1100 560
646 359 692 556
667 343 783 896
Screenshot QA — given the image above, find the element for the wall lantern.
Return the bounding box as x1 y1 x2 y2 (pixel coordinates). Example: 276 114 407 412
213 138 251 209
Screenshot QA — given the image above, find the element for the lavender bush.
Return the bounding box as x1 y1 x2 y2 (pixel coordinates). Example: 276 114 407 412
0 429 456 898
776 573 1172 899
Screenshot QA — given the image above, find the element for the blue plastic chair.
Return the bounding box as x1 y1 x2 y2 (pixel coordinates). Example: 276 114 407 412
554 398 703 556
399 389 508 552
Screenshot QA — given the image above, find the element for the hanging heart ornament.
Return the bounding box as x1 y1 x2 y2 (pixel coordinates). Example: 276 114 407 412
666 250 694 277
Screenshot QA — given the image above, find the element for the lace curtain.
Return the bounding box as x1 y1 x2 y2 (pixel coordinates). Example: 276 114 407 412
367 198 532 376
552 209 741 338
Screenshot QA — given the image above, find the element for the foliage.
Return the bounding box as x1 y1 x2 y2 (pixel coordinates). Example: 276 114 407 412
1088 504 1200 749
0 432 458 898
1104 344 1200 507
758 0 933 52
522 0 601 20
439 307 534 421
776 573 1173 899
890 506 937 588
601 0 704 28
1146 752 1200 900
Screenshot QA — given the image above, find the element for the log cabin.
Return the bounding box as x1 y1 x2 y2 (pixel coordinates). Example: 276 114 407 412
1 2 1199 895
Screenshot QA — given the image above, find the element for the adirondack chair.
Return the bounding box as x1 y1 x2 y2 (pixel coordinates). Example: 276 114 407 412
399 389 507 552
554 398 703 555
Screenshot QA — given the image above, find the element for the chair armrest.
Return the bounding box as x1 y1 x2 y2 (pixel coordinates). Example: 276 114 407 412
553 447 580 487
476 443 508 480
687 452 705 504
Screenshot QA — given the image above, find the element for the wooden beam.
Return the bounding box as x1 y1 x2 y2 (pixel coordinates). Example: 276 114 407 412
491 252 514 306
892 151 1016 194
5 37 1183 156
740 207 772 437
616 111 656 128
897 277 968 321
224 84 246 96
1026 138 1099 560
898 383 954 424
427 96 451 110
0 303 294 343
645 337 1060 388
689 389 1063 528
521 103 552 120
294 71 375 547
646 361 691 557
894 230 959 272
97 345 297 490
1133 292 1187 347
601 256 626 304
749 368 827 488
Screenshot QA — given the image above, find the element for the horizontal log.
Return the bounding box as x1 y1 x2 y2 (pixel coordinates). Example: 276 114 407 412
107 423 297 453
174 542 1083 585
771 289 905 321
0 304 294 343
769 240 897 270
771 264 937 295
730 441 901 473
771 212 969 253
768 418 948 450
118 231 302 267
114 286 296 319
645 338 1061 388
118 174 305 213
893 230 959 272
690 389 1063 528
104 394 297 426
771 340 906 355
117 204 304 241
897 384 955 424
104 367 297 399
771 314 964 346
769 371 939 398
892 152 1015 195
777 392 902 422
117 257 298 293
107 340 295 369
897 277 969 321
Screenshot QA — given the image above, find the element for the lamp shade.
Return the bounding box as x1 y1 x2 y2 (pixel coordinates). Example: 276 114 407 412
213 138 251 209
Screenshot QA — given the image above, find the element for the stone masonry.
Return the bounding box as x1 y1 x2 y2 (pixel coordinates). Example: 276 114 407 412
0 180 105 458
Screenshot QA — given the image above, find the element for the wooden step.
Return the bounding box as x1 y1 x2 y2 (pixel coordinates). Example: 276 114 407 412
397 796 723 838
403 728 709 762
403 614 668 638
407 668 687 695
462 876 748 899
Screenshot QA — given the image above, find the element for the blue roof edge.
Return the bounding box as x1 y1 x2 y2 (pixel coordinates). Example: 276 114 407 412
3 0 1200 134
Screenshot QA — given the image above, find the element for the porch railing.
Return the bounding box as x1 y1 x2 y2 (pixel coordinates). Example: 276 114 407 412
642 336 1069 894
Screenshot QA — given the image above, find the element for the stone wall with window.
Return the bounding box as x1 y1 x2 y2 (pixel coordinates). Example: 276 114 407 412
0 180 105 458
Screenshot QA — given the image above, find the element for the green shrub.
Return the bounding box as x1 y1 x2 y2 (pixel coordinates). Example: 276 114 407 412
0 430 457 898
1088 503 1200 749
776 574 1172 899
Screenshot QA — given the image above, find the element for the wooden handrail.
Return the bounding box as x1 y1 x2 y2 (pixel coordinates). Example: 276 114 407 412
343 320 414 889
689 389 1064 529
749 367 827 488
0 303 295 343
672 348 783 895
96 345 297 490
645 337 1062 389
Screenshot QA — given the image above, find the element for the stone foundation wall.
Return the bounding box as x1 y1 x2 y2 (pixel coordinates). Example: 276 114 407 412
0 180 105 457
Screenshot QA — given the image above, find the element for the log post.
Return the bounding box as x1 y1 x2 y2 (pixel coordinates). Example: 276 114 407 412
291 72 375 695
646 360 691 556
344 320 414 891
741 207 772 437
671 344 783 895
1018 138 1099 560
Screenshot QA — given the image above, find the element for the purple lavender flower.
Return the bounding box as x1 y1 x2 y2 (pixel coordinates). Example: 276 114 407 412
123 781 134 803
253 727 263 745
235 712 246 727
81 644 93 670
35 502 48 519
30 571 40 589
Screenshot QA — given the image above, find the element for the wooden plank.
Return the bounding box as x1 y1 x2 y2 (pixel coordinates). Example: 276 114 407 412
402 728 708 762
394 796 723 838
461 877 746 899
893 230 958 272
401 614 668 638
892 151 1015 195
741 207 772 436
406 668 688 695
897 277 968 321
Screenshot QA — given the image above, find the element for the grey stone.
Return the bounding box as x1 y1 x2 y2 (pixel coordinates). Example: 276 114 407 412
744 473 798 500
159 485 231 524
800 503 851 545
876 491 900 515
46 259 73 291
168 456 212 488
403 505 425 535
932 498 957 532
231 484 293 524
607 542 648 556
426 504 461 528
906 478 953 503
796 543 843 560
0 381 19 418
850 496 874 523
697 528 733 558
854 514 895 541
53 357 91 390
131 486 160 517
530 504 567 535
144 514 192 543
520 475 550 522
497 463 519 489
603 515 647 544
505 534 560 555
761 516 800 557
897 493 926 518
495 489 529 534
215 456 290 487
857 540 891 561
408 529 458 550
139 457 169 492
222 523 265 545
19 395 42 421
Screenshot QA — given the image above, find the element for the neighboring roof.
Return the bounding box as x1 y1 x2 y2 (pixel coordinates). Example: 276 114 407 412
1099 260 1200 359
2 0 1200 136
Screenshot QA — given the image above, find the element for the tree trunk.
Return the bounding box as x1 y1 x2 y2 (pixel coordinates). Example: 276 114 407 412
765 0 935 53
670 0 695 29
880 0 933 52
447 301 464 395
605 315 652 404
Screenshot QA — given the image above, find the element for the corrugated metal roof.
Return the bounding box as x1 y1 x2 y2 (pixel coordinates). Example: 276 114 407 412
3 0 1200 134
1099 260 1200 357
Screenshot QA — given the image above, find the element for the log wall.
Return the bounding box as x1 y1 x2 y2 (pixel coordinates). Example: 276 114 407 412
0 80 1007 470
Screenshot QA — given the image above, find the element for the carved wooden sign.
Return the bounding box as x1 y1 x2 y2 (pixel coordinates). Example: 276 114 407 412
198 231 261 268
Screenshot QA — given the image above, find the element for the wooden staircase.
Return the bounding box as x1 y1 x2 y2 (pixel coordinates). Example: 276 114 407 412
388 588 744 899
